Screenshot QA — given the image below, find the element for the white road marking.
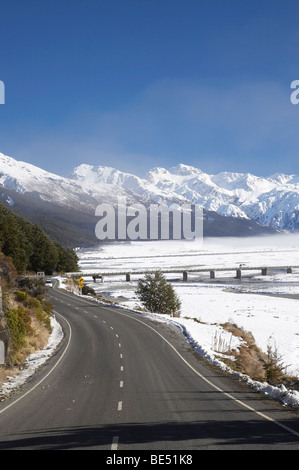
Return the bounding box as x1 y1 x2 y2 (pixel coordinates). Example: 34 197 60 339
111 436 119 450
0 311 72 415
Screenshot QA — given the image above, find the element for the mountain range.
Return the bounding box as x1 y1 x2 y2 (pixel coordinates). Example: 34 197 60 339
1 152 297 246
70 162 299 230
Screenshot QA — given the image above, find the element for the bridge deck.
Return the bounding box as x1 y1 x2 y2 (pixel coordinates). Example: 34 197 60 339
68 265 299 280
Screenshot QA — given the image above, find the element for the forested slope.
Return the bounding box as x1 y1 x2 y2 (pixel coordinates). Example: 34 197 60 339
0 203 78 274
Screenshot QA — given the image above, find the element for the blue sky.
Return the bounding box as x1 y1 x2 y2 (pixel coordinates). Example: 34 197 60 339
0 0 299 177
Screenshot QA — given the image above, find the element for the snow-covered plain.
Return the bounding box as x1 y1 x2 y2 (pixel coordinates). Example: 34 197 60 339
77 234 299 409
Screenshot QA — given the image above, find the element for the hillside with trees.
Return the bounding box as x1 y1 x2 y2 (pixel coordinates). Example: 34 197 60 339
0 203 79 377
0 251 56 383
0 203 79 274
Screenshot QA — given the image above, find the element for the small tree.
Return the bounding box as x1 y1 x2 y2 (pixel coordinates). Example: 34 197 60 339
264 340 286 385
136 270 181 316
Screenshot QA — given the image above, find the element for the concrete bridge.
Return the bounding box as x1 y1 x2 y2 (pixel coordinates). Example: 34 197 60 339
69 265 299 283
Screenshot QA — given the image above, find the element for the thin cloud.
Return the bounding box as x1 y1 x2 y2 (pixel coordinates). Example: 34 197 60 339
11 78 299 177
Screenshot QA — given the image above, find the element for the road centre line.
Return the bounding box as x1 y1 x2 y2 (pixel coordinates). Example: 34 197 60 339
111 436 119 450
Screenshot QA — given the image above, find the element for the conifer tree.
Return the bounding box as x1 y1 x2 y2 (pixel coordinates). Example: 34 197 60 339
136 270 181 316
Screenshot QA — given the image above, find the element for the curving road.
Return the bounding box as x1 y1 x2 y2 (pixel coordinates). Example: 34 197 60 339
0 284 299 450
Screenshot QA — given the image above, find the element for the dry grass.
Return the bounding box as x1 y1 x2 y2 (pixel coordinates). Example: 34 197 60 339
218 322 266 380
183 316 294 384
0 314 51 388
0 283 53 389
218 322 294 384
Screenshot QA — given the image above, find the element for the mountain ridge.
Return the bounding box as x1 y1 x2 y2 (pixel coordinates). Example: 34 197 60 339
70 160 299 232
0 152 294 246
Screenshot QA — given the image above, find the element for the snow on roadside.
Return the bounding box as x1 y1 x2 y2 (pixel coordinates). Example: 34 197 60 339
0 315 63 398
172 284 299 410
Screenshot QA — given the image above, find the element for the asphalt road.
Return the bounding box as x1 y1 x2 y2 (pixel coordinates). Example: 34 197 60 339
0 284 299 451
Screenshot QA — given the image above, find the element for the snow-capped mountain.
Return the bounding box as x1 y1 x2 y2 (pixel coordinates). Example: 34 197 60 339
68 163 186 206
70 162 299 232
0 153 151 211
0 152 298 246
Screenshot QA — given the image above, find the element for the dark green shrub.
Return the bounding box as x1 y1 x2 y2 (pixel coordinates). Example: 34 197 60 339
14 290 28 303
136 270 181 316
6 305 31 350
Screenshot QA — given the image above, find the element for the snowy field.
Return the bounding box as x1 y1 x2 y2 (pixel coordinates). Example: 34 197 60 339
77 234 299 408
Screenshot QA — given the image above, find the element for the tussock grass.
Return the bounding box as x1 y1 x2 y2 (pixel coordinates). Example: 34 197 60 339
219 322 295 384
183 316 296 385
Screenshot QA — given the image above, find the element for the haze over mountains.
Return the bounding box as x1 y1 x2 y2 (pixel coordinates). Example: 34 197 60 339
1 152 298 247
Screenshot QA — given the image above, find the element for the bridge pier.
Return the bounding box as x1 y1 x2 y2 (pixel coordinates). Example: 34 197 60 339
261 268 267 276
126 273 131 282
236 268 242 279
287 267 292 274
183 271 188 282
210 270 215 279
